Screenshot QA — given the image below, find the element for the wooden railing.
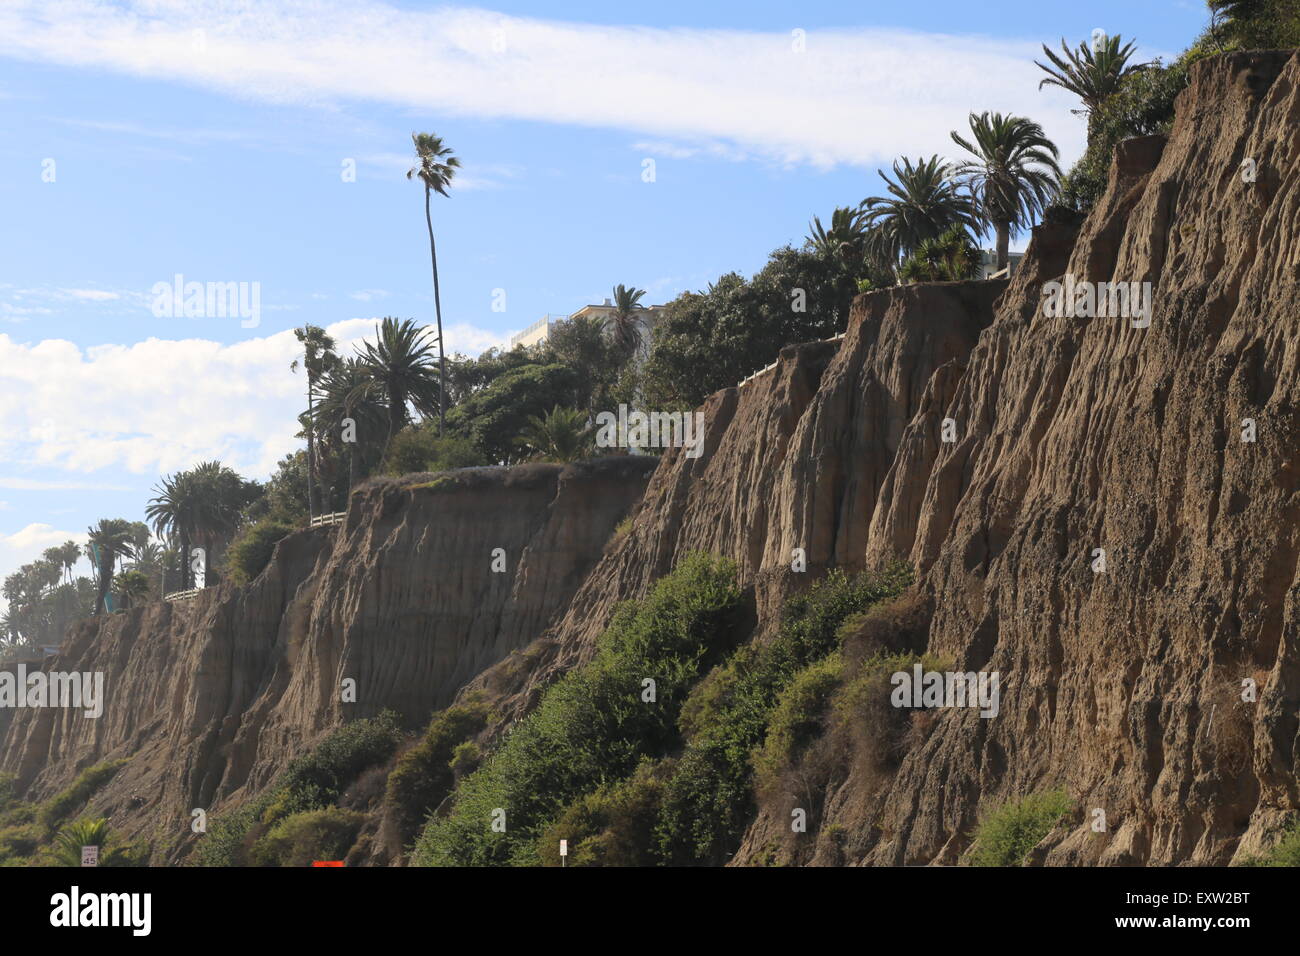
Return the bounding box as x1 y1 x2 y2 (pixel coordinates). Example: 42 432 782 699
310 511 347 529
737 331 846 389
164 588 201 602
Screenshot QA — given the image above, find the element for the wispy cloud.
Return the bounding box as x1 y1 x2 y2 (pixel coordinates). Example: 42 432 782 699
0 1 1093 168
53 117 250 145
0 477 132 491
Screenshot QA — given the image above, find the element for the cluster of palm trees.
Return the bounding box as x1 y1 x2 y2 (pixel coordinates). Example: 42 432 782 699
806 32 1154 284
0 522 175 650
144 462 256 593
808 109 1061 284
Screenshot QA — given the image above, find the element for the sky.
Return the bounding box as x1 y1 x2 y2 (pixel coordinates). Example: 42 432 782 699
0 0 1212 605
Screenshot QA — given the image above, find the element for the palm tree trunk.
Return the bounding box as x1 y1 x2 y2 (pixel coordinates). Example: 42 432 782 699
996 223 1010 272
180 530 190 591
305 352 318 519
348 440 358 490
425 186 447 437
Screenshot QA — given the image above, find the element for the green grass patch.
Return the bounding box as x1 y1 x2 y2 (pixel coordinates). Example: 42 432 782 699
39 759 130 834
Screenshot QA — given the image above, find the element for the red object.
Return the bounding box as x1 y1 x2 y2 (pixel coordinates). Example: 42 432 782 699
311 861 345 867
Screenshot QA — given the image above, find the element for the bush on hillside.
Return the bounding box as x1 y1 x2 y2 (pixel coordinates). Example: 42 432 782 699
194 713 401 865
657 563 913 865
225 517 297 585
261 712 403 826
536 759 673 867
967 789 1074 866
1237 820 1300 866
248 808 367 867
413 553 746 866
384 696 493 850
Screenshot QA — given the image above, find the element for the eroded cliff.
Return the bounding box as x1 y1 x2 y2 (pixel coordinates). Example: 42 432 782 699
0 459 652 862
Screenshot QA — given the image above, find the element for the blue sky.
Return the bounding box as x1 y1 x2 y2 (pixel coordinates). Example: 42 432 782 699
0 0 1212 600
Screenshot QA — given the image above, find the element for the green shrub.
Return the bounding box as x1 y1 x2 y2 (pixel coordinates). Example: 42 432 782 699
262 712 402 826
39 759 129 833
967 789 1073 866
414 552 745 866
225 517 297 586
248 808 366 867
190 801 265 868
753 653 843 787
384 697 493 849
0 821 42 863
448 742 481 776
536 759 672 866
657 563 912 865
193 713 401 865
384 426 489 476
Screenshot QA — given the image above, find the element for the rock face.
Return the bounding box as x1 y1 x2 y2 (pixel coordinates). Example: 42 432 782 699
0 459 652 861
480 51 1300 866
5 51 1298 867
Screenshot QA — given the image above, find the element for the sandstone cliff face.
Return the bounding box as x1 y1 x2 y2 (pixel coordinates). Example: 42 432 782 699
0 459 652 860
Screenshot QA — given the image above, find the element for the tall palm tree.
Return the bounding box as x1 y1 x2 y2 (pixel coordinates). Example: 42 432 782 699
86 519 135 615
291 325 339 517
1035 35 1152 133
317 357 387 490
950 112 1062 271
187 460 253 586
605 284 648 363
516 406 593 463
407 132 461 436
39 541 81 585
356 318 443 452
861 156 982 268
146 471 198 591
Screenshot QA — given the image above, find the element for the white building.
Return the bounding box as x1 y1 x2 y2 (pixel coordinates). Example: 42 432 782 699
510 299 667 357
978 250 1025 280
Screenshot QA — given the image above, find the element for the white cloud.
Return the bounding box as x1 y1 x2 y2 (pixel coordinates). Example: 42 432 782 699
0 319 507 483
349 289 389 302
0 1 1094 169
63 288 120 301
